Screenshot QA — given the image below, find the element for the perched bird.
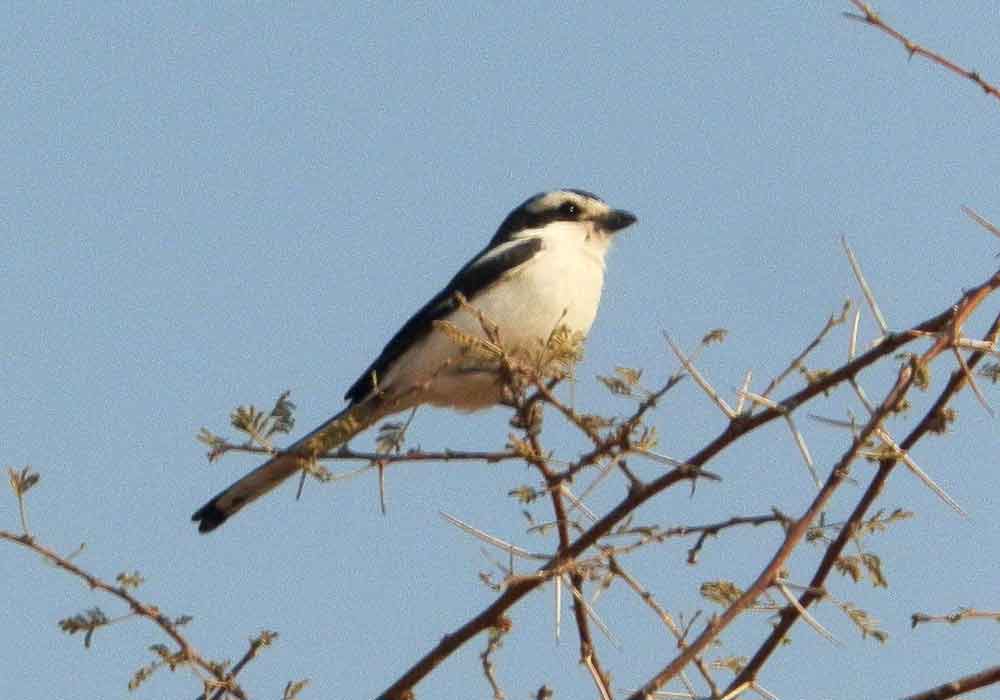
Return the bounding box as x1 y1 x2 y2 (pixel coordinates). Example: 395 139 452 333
192 189 636 532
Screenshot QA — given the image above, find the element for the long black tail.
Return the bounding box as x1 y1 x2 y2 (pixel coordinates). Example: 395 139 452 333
192 400 381 533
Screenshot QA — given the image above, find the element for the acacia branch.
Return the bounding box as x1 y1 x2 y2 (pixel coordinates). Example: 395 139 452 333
517 392 611 698
912 608 1000 627
204 632 278 700
845 0 1000 103
207 442 521 466
609 555 718 697
727 296 1000 693
1 530 249 698
903 665 1000 700
629 319 925 698
760 301 850 398
377 268 1000 700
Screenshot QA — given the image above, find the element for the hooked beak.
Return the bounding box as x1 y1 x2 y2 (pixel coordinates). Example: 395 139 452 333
600 209 637 233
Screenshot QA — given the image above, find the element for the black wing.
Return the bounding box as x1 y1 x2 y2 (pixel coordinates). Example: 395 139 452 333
343 236 543 404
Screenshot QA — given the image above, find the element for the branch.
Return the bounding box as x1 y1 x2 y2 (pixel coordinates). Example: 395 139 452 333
727 296 1000 693
760 300 851 398
903 665 1000 700
518 393 612 699
629 313 925 698
204 632 278 700
206 441 521 466
1 529 249 698
912 608 1000 628
845 0 1000 103
609 555 718 697
684 513 791 565
377 268 1000 700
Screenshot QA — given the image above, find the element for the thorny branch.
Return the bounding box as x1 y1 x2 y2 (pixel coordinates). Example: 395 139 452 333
845 1 1000 104
203 441 523 469
903 665 1000 700
726 300 1000 696
1 528 253 699
609 555 718 698
377 264 1000 699
520 401 612 699
4 467 297 699
760 300 851 399
911 607 1000 628
684 513 791 565
629 322 928 698
479 620 510 700
502 313 612 698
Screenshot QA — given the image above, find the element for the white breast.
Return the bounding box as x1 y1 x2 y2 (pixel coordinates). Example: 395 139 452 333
382 223 611 411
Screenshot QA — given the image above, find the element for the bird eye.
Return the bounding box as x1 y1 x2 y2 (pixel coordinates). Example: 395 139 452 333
559 202 578 217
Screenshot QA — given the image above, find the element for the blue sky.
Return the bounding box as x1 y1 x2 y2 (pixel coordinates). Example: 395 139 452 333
5 3 1000 699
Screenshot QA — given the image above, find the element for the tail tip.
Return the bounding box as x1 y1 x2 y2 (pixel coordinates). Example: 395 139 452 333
192 502 228 534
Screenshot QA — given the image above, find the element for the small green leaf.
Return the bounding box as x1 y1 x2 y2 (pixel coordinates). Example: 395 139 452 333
7 466 40 496
507 485 542 504
861 553 888 588
283 679 311 700
59 607 110 648
712 655 747 674
700 580 743 607
978 361 1000 383
701 329 728 345
266 391 296 437
835 555 863 583
116 571 145 590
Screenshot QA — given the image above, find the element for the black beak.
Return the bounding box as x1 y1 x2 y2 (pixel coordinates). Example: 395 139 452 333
601 209 637 233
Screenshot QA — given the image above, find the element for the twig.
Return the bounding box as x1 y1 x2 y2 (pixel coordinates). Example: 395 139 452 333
516 381 612 698
845 1 1000 104
480 622 509 700
912 607 1000 627
206 632 277 700
631 343 916 698
684 513 790 565
609 556 717 698
761 301 850 398
596 512 788 563
208 442 522 465
2 530 247 698
636 278 1000 700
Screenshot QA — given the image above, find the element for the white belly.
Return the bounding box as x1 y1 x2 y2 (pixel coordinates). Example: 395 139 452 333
382 235 608 411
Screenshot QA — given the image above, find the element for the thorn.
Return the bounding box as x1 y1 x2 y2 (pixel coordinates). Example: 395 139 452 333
842 237 889 336
774 579 842 646
665 333 737 419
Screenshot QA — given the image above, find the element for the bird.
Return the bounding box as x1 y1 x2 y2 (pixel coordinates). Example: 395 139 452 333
192 189 636 532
